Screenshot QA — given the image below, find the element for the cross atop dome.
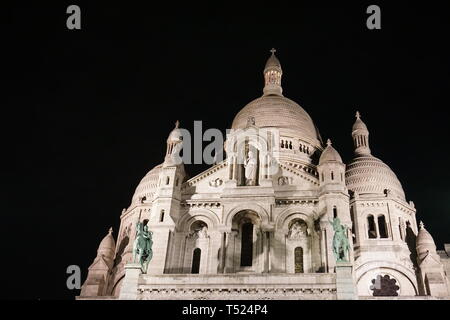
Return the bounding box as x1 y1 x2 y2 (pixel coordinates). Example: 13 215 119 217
356 111 361 119
326 139 332 146
175 120 180 128
270 48 276 55
419 221 425 229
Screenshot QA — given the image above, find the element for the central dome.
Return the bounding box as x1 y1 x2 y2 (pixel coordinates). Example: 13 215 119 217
231 49 321 146
231 95 320 144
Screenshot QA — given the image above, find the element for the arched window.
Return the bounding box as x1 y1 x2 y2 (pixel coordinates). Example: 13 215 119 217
333 206 338 218
240 222 253 267
294 247 304 273
367 215 377 239
321 173 324 182
191 248 201 274
378 215 388 238
331 171 334 180
160 210 165 222
165 176 170 185
175 177 179 186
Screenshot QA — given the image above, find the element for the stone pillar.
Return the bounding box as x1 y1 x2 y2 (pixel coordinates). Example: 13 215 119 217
224 231 236 273
335 261 357 300
119 263 142 300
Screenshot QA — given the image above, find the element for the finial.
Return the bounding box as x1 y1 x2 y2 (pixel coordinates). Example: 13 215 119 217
355 111 361 119
270 48 276 55
326 139 332 146
419 221 425 230
108 227 113 234
175 120 180 128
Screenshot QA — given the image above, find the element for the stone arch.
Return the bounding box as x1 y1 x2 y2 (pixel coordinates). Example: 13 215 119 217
275 207 314 233
225 209 265 271
224 203 269 227
355 261 418 296
177 208 220 233
110 274 124 297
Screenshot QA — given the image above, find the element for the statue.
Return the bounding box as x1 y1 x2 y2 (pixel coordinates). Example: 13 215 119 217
244 150 258 186
328 217 350 262
132 219 153 273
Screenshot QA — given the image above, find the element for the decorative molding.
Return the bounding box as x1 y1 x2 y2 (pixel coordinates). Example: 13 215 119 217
138 287 336 300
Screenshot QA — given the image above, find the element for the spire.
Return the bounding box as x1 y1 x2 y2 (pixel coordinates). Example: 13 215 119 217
175 120 180 129
263 48 283 96
352 110 371 156
326 139 332 146
419 221 425 230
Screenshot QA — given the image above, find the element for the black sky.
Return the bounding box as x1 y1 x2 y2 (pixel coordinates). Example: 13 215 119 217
3 2 450 299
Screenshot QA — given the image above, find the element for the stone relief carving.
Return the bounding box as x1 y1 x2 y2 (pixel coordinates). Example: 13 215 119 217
209 178 223 187
278 176 291 186
189 224 209 239
288 220 308 240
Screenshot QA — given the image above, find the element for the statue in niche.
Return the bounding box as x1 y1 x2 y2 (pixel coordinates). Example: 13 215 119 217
328 217 350 262
244 150 258 186
288 220 308 240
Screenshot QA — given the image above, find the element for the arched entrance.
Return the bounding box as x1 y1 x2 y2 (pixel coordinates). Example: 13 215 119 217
230 210 263 272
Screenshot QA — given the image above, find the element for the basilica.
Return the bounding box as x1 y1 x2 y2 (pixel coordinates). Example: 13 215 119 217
78 50 450 300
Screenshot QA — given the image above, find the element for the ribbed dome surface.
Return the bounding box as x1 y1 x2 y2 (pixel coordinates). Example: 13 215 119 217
231 95 320 144
131 164 162 204
345 156 405 200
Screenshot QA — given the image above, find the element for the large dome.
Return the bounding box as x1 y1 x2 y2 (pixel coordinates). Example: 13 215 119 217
345 156 405 201
231 95 321 144
131 164 162 205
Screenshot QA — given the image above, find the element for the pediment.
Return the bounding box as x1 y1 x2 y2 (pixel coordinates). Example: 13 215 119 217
183 162 228 194
275 162 319 190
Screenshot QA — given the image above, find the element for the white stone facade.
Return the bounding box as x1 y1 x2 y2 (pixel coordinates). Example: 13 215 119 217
78 51 450 300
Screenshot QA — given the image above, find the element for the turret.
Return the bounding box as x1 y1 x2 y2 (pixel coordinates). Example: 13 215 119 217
80 228 116 297
318 139 347 194
416 221 449 297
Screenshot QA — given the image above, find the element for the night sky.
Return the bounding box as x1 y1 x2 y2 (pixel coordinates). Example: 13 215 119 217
4 2 450 299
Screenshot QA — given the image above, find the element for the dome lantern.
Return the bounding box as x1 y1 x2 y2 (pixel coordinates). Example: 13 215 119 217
263 48 283 96
352 111 371 156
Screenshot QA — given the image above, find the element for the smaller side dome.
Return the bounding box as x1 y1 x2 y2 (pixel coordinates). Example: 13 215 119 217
97 227 116 260
416 221 437 261
319 139 343 164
